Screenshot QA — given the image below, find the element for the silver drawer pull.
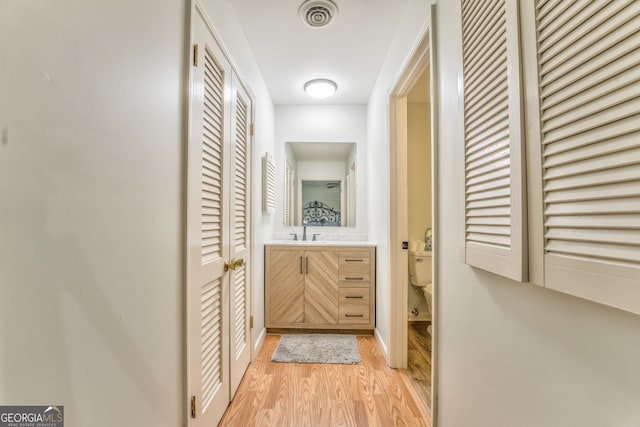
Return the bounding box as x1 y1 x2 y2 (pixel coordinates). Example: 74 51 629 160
345 295 364 299
345 259 364 262
345 314 364 318
345 277 364 280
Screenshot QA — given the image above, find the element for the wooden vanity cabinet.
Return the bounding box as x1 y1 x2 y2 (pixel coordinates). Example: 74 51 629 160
265 244 375 330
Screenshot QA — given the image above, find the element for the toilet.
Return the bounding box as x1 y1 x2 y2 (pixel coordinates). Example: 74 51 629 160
408 249 433 323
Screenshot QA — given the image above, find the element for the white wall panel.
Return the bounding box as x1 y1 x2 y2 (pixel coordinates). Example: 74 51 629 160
433 1 640 426
273 105 368 238
0 0 186 424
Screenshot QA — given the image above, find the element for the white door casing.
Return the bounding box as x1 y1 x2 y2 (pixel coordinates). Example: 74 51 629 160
388 3 438 424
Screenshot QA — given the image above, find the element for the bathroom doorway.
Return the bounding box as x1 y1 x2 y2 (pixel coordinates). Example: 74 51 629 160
388 5 438 421
405 67 433 411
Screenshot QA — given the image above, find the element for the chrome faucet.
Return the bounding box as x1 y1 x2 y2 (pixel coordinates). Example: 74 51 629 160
302 225 307 241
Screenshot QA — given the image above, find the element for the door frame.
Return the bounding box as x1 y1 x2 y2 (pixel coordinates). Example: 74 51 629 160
388 3 439 422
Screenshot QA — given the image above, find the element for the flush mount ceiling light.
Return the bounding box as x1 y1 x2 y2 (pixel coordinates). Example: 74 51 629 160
304 79 338 99
298 0 338 28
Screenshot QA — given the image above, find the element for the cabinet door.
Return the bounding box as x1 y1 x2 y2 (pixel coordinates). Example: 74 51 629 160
305 251 339 324
269 249 305 323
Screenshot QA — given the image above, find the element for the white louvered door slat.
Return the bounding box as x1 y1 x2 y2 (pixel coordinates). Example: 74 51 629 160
284 161 292 226
461 0 527 281
262 153 276 214
201 52 224 264
532 0 640 314
229 74 252 396
200 278 222 405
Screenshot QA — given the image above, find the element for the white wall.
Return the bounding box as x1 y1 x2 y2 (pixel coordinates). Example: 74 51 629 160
274 105 367 238
298 161 345 180
0 1 186 425
433 1 640 426
407 102 432 243
0 0 274 425
366 0 432 359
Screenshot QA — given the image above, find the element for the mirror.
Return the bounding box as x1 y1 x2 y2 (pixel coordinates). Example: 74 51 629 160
284 141 356 227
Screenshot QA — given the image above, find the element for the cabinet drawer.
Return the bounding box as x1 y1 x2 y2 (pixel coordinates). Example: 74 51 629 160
339 251 370 285
339 277 369 287
339 288 369 324
339 252 370 266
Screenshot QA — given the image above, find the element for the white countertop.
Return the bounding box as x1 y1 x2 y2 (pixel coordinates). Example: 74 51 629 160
266 240 375 247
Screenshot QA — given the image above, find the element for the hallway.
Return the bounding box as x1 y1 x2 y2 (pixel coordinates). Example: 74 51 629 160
4 1 640 426
219 335 431 426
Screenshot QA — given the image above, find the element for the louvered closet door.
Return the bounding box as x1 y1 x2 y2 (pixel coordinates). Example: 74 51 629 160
229 74 252 395
461 0 527 281
187 8 231 427
533 0 640 313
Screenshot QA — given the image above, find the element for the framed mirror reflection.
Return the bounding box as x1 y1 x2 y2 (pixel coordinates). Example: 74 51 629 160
284 141 356 227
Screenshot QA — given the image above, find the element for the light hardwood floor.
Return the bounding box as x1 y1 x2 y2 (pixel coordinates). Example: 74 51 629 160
219 334 432 427
407 321 432 413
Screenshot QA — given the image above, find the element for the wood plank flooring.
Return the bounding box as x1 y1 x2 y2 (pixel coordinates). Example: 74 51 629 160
219 334 432 427
407 321 432 413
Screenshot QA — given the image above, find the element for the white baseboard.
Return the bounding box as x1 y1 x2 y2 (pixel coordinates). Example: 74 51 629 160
374 328 390 365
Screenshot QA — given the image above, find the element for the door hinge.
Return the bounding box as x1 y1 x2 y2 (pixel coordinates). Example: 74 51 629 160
250 123 254 136
193 44 199 67
250 315 254 329
191 395 196 419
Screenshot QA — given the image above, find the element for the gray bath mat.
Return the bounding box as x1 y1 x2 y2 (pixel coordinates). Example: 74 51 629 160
271 334 361 364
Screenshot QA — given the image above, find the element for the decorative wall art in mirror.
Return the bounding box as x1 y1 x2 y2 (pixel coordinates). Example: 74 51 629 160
284 141 356 227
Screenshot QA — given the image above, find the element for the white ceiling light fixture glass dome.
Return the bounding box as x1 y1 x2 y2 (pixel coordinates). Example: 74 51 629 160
304 79 338 99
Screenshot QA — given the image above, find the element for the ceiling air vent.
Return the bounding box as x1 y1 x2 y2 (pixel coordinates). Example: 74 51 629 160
298 0 338 28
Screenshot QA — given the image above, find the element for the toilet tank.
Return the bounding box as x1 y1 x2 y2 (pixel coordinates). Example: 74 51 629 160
408 250 432 286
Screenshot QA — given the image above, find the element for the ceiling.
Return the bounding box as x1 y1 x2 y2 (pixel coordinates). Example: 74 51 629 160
231 0 409 105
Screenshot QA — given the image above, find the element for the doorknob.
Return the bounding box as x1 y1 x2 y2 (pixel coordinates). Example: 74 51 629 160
224 258 245 271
